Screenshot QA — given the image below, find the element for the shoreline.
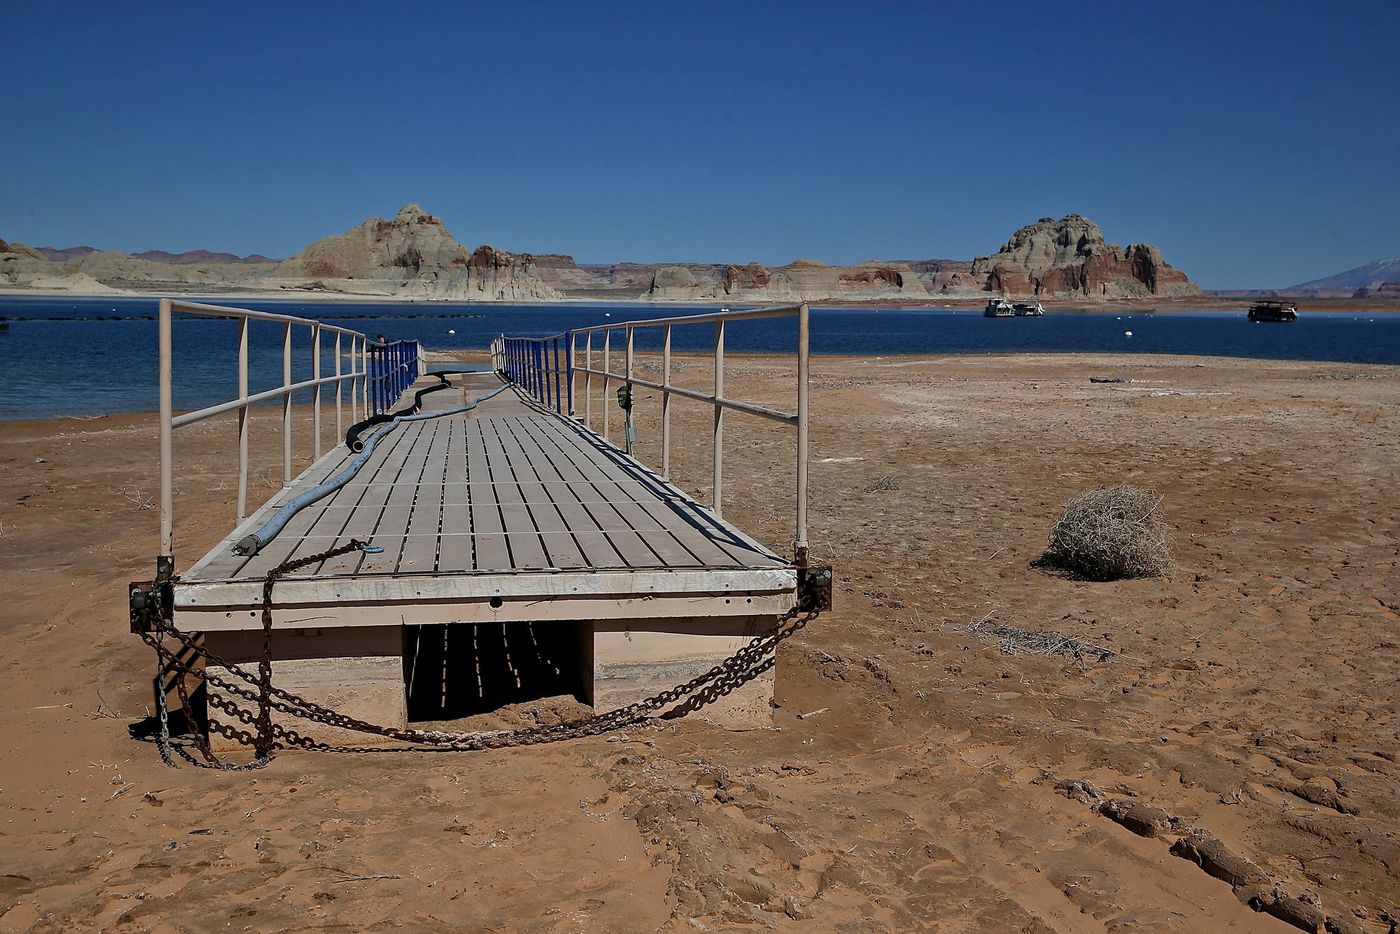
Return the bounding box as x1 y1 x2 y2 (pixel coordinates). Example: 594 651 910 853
2 350 1396 427
2 286 1398 313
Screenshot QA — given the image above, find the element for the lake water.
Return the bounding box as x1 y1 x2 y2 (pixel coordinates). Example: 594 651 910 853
0 296 1396 419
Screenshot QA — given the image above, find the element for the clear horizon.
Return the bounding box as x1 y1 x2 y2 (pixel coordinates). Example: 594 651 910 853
2 0 1397 290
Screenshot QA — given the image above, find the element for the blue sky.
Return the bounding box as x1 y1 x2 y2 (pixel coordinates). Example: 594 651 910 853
2 1 1396 288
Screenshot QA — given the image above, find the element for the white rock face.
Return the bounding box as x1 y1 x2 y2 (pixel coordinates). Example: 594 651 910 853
26 271 126 294
266 204 563 301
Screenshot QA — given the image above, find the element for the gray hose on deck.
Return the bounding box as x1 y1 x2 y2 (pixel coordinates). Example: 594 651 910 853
232 382 511 557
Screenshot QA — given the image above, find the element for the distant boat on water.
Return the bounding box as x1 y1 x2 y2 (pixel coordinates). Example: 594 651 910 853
1248 301 1298 322
984 299 1043 317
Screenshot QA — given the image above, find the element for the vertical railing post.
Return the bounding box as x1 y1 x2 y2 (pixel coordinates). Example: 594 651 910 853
312 323 322 460
552 337 563 414
624 325 635 456
282 320 292 485
538 340 547 407
585 332 593 429
661 322 672 478
372 343 381 415
532 342 541 403
364 337 375 417
712 318 725 516
795 302 810 565
158 298 174 561
551 334 562 411
603 329 611 442
350 336 360 422
566 331 576 418
236 315 249 523
334 331 343 444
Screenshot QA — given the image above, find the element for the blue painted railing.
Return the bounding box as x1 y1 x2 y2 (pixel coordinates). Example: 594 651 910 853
369 340 422 414
493 332 572 415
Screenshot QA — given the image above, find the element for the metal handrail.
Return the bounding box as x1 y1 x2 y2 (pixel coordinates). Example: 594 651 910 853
492 331 571 415
157 298 418 566
492 302 811 564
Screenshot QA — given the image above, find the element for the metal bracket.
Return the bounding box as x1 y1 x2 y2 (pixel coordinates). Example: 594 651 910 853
797 564 833 613
129 579 173 634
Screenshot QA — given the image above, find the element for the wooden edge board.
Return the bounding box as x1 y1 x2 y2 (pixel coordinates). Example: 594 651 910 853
175 566 797 608
178 591 797 632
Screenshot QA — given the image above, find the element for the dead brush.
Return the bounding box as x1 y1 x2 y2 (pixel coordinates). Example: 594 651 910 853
1040 484 1171 581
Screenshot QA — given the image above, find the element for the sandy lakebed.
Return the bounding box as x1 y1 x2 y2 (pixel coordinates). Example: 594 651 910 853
0 352 1397 931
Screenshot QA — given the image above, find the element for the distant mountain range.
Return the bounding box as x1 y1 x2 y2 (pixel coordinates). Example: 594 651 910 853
1288 257 1400 294
35 245 277 264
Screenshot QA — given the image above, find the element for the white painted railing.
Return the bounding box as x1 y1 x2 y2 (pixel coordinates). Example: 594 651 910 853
156 299 416 567
497 302 811 564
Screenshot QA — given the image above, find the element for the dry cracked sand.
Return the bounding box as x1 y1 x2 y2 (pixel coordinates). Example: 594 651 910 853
1 352 1397 932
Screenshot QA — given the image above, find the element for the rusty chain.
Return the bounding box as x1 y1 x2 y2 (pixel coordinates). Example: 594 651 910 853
141 539 823 766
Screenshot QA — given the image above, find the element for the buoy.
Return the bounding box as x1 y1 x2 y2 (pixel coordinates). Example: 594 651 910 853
448 329 456 334
604 312 611 317
1124 331 1133 337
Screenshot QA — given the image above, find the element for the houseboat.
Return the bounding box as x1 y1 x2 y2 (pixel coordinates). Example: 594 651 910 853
984 298 1015 317
1012 302 1045 316
1248 301 1298 322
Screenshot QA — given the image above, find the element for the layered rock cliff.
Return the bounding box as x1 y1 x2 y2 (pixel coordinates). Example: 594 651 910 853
3 209 1199 302
268 205 562 301
537 256 948 302
969 215 1199 298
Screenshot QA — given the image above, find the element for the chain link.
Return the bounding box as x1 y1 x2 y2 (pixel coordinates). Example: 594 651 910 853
142 538 822 766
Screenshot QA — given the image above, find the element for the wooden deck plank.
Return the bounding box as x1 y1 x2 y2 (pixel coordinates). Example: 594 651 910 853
436 503 474 572
534 417 779 568
235 420 424 578
398 422 449 573
467 419 516 570
505 416 663 568
492 417 590 570
318 422 427 575
182 375 791 600
526 417 722 568
497 417 623 569
478 418 552 570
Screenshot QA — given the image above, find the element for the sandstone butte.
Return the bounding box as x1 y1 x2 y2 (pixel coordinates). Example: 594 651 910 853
0 208 1199 303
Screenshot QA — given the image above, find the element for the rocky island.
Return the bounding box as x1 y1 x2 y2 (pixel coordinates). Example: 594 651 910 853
1 207 1199 303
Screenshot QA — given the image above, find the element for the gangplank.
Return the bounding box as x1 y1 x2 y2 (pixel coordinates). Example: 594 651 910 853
130 300 826 748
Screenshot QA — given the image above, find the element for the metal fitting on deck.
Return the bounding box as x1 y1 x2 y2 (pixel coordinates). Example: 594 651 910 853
797 565 834 612
129 579 174 633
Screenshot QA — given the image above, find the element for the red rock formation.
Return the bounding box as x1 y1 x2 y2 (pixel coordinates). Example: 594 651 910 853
971 215 1199 298
723 263 771 292
272 205 562 301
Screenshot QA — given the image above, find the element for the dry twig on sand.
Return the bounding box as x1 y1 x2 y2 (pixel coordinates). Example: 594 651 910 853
1041 484 1172 581
967 613 1119 665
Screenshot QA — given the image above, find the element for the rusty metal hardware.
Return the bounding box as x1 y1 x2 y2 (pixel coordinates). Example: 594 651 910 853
797 564 834 613
130 579 173 634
